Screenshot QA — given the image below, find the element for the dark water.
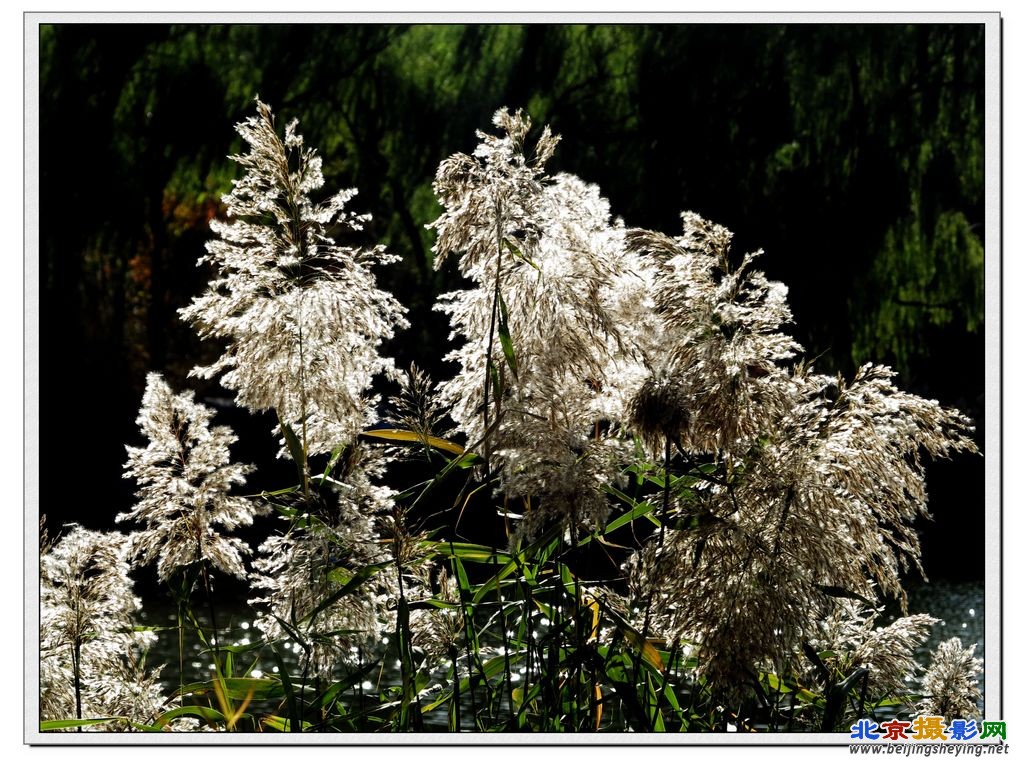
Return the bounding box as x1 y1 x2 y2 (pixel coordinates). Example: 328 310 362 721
899 580 986 697
138 580 988 724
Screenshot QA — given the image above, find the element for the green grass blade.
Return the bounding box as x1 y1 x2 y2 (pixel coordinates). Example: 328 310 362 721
176 676 285 701
268 642 303 733
278 417 306 477
303 559 392 627
154 706 226 729
40 717 120 731
496 292 518 378
361 428 466 456
261 714 313 732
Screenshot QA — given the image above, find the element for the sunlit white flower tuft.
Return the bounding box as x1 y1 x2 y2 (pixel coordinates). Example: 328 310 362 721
409 568 465 668
808 599 937 706
626 213 802 457
180 99 407 455
118 372 262 582
249 447 398 678
39 525 165 729
430 109 647 544
918 636 983 721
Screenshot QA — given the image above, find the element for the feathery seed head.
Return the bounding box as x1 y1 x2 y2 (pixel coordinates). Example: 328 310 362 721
40 526 165 728
918 636 983 721
180 99 407 456
118 372 262 582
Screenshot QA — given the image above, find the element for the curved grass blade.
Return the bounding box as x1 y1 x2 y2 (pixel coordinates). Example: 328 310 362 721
40 717 120 731
278 417 306 477
176 677 285 701
154 706 226 729
261 714 313 732
268 642 302 733
496 292 518 379
361 428 467 456
592 592 665 672
304 559 392 627
318 442 348 486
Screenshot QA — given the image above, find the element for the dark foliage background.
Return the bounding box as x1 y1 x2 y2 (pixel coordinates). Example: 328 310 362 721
38 23 986 580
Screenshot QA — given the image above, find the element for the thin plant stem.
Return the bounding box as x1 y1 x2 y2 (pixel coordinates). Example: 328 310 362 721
394 559 423 732
451 543 492 729
450 644 461 732
481 193 505 470
573 580 584 733
200 561 222 675
176 572 188 706
491 518 517 729
71 637 82 731
518 568 535 728
649 641 680 731
457 581 482 729
659 434 671 549
634 433 673 708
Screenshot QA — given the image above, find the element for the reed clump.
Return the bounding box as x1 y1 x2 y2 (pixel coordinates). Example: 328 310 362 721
39 103 981 735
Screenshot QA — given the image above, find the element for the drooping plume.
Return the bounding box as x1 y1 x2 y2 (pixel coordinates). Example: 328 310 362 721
624 213 977 705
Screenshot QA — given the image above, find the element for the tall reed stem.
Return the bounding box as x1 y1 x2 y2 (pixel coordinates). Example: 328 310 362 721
449 644 461 732
71 637 82 730
481 193 505 469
